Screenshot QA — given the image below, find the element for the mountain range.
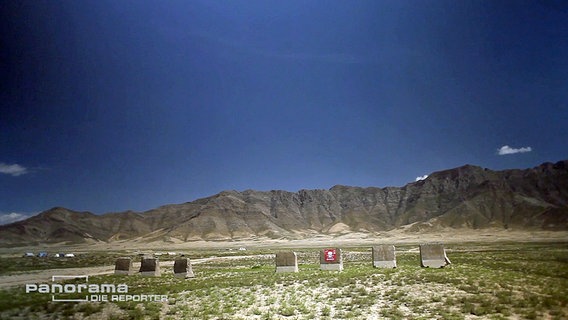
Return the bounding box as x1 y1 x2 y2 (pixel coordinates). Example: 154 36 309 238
1 160 567 246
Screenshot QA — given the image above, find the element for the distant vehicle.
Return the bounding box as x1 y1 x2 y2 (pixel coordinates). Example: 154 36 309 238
64 253 75 257
37 252 48 258
24 252 34 257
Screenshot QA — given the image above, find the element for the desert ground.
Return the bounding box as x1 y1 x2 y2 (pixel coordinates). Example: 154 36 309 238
0 230 566 319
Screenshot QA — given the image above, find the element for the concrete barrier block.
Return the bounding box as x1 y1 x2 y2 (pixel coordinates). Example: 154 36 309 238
174 258 195 278
140 256 161 276
372 245 397 268
275 251 298 273
320 248 343 271
114 257 134 275
420 243 450 268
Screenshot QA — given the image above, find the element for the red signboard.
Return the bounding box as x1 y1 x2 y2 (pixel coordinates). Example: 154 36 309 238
324 249 337 262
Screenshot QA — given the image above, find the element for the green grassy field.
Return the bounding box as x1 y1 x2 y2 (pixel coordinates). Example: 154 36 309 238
0 253 127 275
0 242 566 319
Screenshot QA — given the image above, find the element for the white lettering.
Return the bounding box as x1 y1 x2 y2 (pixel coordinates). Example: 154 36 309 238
108 294 169 302
26 282 135 300
25 284 37 293
39 284 51 293
63 284 76 293
100 284 115 293
90 295 108 302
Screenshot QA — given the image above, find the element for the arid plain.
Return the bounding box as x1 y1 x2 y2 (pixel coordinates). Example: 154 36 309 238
1 230 567 319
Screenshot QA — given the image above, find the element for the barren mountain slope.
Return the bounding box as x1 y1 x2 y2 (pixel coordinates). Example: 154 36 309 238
1 160 566 246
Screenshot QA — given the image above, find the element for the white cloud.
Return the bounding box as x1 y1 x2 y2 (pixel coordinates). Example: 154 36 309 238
497 145 532 155
415 175 428 181
0 163 28 176
0 212 31 225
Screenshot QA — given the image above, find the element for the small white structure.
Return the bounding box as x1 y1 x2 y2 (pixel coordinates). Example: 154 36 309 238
64 253 75 258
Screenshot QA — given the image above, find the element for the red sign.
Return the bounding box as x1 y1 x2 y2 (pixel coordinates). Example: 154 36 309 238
324 249 337 262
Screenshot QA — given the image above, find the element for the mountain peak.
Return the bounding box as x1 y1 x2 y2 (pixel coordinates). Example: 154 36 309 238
1 160 566 246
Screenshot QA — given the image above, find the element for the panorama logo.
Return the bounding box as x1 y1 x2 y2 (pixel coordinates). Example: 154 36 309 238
25 276 168 302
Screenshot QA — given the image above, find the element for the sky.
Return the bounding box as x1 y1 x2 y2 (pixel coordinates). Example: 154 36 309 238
1 0 567 222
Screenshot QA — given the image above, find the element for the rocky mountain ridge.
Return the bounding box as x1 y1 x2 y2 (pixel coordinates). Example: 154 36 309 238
1 160 566 246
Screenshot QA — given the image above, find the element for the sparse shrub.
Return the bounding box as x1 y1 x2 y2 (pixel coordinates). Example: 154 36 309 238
279 304 295 317
1 242 567 320
321 305 331 316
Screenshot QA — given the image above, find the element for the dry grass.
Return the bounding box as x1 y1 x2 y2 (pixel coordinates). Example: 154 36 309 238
0 241 567 319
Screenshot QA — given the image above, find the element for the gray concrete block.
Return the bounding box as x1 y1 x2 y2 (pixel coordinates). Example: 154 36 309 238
372 245 397 268
174 258 195 278
140 256 161 276
275 252 298 273
420 243 450 268
114 257 134 275
320 248 343 271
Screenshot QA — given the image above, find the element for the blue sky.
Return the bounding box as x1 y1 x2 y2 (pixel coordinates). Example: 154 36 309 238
1 0 567 222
